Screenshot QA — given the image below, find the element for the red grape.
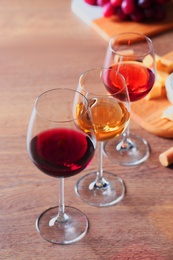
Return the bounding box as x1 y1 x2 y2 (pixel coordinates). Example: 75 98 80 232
154 0 170 4
144 8 155 19
115 7 129 20
154 5 166 20
97 0 110 6
130 9 144 22
121 0 136 15
84 0 97 5
83 0 170 21
103 2 115 17
110 0 123 7
137 0 151 8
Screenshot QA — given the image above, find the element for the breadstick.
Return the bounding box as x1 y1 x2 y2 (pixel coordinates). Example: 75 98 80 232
159 147 173 167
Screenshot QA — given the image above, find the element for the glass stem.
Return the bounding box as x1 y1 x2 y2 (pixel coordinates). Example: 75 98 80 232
97 142 103 181
122 122 130 142
56 178 68 223
95 142 109 188
49 178 68 226
124 121 130 138
120 122 134 150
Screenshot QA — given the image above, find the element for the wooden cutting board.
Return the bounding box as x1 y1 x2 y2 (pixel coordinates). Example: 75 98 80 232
131 51 173 139
71 0 173 41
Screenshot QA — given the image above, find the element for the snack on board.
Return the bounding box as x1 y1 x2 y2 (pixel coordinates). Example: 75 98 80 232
161 105 173 121
156 55 173 74
145 53 173 100
159 147 173 167
130 51 173 138
165 73 173 104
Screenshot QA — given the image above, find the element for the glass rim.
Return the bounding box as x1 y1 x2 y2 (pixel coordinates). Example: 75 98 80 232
34 87 89 123
79 67 127 97
109 32 153 58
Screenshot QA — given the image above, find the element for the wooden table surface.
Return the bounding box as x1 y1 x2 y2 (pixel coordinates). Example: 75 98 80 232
1 1 173 259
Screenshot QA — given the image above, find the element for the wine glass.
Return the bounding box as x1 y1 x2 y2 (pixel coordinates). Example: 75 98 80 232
75 68 130 207
104 32 156 166
26 88 96 244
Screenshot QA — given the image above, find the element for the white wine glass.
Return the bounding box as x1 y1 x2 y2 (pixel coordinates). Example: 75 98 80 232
27 88 96 244
75 68 130 207
104 32 156 166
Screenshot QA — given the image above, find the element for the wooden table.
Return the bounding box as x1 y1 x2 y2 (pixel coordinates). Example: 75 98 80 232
1 1 173 259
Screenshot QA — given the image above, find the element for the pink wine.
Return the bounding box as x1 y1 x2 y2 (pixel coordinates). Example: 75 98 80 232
106 62 155 102
29 128 95 178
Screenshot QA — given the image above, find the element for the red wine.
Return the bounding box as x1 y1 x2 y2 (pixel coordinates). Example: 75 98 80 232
29 128 95 178
107 62 155 102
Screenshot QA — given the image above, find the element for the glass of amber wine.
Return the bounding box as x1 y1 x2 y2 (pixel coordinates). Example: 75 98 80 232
27 88 96 244
75 68 130 207
104 32 156 166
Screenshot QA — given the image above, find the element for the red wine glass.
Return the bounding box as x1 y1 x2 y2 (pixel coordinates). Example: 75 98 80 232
27 88 96 244
104 32 156 166
75 68 130 207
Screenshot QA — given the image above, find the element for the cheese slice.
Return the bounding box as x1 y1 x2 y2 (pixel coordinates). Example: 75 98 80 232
156 55 173 74
143 54 154 68
165 73 173 104
161 105 173 121
145 54 172 100
156 70 169 85
145 80 165 100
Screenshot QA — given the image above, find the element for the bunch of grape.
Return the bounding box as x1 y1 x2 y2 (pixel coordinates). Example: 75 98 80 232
84 0 172 22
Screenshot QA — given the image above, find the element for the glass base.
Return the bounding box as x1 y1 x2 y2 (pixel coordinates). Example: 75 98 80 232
104 133 150 166
75 171 125 207
36 206 88 244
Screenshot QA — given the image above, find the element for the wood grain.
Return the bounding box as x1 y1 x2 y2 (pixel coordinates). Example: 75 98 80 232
1 1 173 260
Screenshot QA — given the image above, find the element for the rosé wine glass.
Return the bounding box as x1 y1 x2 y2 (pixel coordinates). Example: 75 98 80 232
104 32 156 166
